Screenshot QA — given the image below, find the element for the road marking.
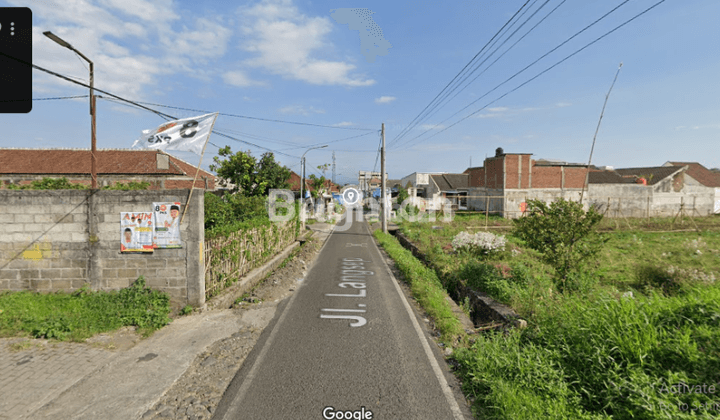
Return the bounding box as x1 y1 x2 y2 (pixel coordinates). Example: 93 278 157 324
365 223 467 420
346 243 367 247
321 308 366 313
217 224 336 420
319 315 367 327
325 289 367 297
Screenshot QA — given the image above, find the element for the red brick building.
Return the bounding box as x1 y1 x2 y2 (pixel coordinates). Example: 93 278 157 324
0 148 215 190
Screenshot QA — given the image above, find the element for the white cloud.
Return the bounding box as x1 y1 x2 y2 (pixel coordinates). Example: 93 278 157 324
21 0 233 101
475 113 504 119
223 71 264 87
375 96 396 104
279 105 326 115
236 0 375 86
486 107 508 112
674 124 720 131
333 121 354 127
419 123 445 130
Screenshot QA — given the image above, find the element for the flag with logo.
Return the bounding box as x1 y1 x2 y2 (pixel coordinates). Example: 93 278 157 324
131 112 218 155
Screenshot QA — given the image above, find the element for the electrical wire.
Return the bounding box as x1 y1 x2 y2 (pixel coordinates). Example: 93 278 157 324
398 0 667 150
388 0 533 148
392 0 637 150
130 100 376 131
416 0 560 128
0 94 90 102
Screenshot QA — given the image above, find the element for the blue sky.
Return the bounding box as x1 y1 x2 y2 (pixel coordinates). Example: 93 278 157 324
2 0 719 185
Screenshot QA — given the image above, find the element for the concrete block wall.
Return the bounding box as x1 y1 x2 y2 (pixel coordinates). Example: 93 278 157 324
505 189 585 219
0 189 204 308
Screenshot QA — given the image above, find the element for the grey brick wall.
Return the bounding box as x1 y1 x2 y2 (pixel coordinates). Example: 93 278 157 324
0 189 205 308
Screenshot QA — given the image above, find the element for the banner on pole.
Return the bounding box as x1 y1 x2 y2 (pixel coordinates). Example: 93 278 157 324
131 113 219 155
120 212 154 253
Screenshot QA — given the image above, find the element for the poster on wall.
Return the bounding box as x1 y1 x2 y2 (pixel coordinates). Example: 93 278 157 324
120 212 154 253
153 202 183 248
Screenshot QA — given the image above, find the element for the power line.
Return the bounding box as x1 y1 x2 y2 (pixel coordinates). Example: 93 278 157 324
398 0 667 150
389 0 533 148
416 0 561 128
130 100 376 131
392 0 636 150
279 131 379 151
0 95 90 102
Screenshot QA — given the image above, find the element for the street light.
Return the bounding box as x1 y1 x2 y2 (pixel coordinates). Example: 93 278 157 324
43 31 97 189
299 145 328 223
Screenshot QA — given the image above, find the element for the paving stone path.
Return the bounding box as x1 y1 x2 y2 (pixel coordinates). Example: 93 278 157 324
0 339 115 420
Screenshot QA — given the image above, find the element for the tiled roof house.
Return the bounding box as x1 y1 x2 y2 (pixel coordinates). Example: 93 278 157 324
0 148 215 190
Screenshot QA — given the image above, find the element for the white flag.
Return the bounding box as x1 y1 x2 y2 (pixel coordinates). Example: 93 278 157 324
131 113 218 155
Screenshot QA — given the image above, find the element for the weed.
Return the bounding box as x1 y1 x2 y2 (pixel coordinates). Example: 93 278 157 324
0 276 171 341
179 305 193 316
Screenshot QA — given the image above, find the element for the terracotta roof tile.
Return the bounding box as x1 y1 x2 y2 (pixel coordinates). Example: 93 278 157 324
0 148 207 176
667 162 720 187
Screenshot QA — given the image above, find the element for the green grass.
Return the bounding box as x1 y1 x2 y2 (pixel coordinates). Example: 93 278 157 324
386 213 720 419
0 277 171 341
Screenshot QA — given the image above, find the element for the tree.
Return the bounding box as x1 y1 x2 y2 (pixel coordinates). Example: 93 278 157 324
397 185 409 205
511 198 607 291
209 146 290 196
307 174 327 199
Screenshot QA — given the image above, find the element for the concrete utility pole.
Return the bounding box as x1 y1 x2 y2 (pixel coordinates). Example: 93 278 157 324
381 123 387 233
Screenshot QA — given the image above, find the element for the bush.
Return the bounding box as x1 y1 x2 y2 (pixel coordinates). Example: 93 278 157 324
5 177 89 190
102 181 151 190
204 192 234 230
458 261 513 304
512 198 607 291
452 231 506 257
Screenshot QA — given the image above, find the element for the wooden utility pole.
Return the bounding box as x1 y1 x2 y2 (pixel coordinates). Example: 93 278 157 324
381 123 387 233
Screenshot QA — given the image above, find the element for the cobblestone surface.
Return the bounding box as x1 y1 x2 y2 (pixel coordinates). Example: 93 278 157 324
142 230 327 420
0 338 116 420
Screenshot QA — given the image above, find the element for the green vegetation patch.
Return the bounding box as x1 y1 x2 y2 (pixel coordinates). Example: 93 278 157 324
393 205 720 419
0 277 171 341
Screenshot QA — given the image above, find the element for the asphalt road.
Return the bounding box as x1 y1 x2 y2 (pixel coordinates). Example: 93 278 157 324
213 209 470 420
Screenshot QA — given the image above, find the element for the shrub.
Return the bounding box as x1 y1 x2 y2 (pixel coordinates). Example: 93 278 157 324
204 192 234 230
5 177 89 190
458 261 513 304
452 231 506 257
512 198 607 291
102 181 151 190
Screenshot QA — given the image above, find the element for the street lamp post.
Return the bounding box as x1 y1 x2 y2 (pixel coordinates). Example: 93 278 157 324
299 145 328 224
43 31 97 189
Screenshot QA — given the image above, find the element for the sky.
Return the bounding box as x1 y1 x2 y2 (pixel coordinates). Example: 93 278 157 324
2 0 719 185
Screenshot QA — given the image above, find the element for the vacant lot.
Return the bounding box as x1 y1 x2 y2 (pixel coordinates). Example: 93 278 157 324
390 212 720 419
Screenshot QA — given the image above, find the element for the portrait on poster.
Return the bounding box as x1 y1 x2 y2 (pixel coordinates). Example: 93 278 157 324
153 202 183 248
120 212 154 253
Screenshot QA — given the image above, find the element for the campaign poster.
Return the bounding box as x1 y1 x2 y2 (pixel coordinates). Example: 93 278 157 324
120 212 154 253
153 202 183 248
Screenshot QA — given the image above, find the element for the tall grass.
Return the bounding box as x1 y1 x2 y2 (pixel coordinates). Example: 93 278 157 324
391 213 720 419
454 286 720 419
